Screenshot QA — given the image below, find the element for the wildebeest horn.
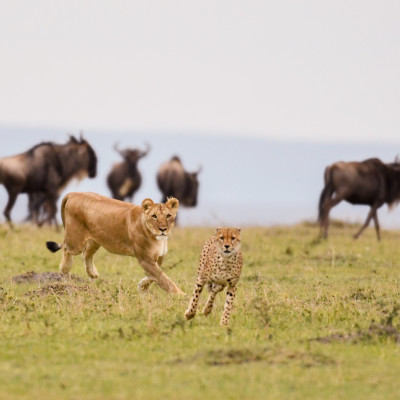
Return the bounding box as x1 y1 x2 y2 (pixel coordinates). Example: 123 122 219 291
140 143 151 157
69 134 78 143
395 155 400 164
79 130 84 142
113 142 123 155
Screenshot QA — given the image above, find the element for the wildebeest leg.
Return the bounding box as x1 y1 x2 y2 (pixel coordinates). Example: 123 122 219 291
372 211 381 241
319 195 343 238
38 197 58 228
202 283 224 316
60 246 73 275
185 280 205 320
83 239 100 278
353 206 377 240
4 189 19 227
138 257 185 295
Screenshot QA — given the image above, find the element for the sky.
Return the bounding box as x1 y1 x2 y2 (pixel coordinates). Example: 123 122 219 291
0 1 399 143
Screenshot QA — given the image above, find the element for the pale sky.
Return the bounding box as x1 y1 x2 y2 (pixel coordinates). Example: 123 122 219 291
0 0 399 143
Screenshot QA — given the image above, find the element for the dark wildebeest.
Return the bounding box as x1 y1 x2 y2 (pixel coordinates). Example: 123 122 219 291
27 135 98 226
107 143 150 202
0 142 62 226
318 157 400 240
156 156 201 207
0 135 97 227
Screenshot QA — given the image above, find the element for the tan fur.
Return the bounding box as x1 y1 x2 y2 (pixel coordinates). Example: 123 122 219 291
50 192 183 294
185 227 243 326
118 178 134 198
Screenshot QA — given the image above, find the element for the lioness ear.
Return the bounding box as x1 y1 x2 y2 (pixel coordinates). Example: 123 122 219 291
166 197 179 211
142 198 154 213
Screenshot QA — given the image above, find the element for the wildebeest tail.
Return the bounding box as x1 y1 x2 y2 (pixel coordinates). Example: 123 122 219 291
318 166 333 222
46 241 62 252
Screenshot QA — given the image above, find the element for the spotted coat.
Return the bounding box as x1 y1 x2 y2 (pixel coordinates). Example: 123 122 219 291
185 227 242 326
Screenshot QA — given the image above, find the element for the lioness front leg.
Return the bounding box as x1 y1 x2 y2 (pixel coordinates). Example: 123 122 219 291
137 256 164 292
138 258 185 295
137 276 156 291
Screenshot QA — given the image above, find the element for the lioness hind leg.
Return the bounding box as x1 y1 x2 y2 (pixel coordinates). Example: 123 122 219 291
60 246 73 275
83 240 100 278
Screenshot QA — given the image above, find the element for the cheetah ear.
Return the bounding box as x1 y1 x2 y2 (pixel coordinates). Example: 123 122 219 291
216 227 222 234
142 198 154 213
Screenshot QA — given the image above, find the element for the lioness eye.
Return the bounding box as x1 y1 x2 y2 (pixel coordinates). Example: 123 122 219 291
166 214 172 219
152 214 157 219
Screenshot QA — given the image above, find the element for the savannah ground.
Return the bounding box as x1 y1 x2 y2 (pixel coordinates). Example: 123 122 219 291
0 222 400 399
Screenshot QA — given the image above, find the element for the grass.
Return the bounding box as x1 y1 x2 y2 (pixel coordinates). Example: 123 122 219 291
1 222 400 399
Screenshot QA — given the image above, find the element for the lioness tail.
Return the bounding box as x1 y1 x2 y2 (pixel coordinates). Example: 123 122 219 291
46 241 62 253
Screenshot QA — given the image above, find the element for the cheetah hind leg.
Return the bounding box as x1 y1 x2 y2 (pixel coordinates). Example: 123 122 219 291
203 283 224 316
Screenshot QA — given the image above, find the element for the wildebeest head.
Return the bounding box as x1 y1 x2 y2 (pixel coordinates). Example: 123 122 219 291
68 134 98 178
182 167 201 207
114 143 150 165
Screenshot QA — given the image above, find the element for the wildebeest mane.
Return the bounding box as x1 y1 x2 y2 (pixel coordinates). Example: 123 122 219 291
84 140 98 178
27 141 55 155
385 165 400 208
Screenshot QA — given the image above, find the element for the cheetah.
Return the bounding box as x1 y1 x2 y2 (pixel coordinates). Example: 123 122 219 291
185 227 243 326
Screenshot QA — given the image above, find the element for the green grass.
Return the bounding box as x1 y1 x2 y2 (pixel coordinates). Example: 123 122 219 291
1 222 400 399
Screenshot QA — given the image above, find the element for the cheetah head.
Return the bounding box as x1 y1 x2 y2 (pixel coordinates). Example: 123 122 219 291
215 227 241 257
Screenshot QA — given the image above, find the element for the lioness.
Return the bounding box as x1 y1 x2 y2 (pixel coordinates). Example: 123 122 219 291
46 192 184 294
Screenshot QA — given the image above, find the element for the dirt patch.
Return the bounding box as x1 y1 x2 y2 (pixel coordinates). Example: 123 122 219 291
313 324 400 344
311 305 400 344
12 271 86 284
26 282 98 297
172 347 335 367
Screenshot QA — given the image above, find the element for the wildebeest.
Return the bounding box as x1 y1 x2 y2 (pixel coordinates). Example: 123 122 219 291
156 156 201 207
318 157 400 240
0 135 97 226
28 135 97 226
107 143 150 202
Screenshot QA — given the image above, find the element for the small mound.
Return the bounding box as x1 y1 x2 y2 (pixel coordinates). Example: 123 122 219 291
27 282 98 297
12 271 86 284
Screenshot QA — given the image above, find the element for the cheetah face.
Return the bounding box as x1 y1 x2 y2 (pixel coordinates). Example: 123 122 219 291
216 227 241 257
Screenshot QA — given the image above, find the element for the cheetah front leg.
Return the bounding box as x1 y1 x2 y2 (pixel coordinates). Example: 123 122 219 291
185 281 204 320
220 283 238 326
203 283 224 316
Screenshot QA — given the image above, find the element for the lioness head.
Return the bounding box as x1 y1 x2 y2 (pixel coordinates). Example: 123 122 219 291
142 197 179 240
215 227 241 256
